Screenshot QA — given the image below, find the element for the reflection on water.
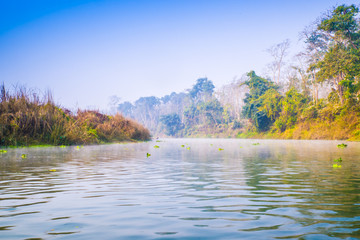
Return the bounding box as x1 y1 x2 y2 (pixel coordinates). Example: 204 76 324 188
1 139 360 239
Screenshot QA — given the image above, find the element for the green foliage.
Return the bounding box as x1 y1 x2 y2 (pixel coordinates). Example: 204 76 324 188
160 113 182 136
301 106 318 120
274 88 309 132
242 71 279 131
319 4 359 45
333 163 342 168
115 5 360 140
337 143 347 148
189 78 215 100
182 98 224 134
315 4 360 105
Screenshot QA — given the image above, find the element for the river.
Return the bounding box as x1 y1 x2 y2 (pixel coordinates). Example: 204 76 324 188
1 139 359 239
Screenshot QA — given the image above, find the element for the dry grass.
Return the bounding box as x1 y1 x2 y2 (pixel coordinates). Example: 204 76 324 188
239 103 360 141
278 109 360 140
0 84 150 146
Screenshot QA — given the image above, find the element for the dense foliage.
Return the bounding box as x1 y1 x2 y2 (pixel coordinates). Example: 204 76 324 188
117 77 245 137
117 4 360 140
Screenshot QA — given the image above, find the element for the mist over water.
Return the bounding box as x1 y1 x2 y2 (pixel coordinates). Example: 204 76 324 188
1 139 360 239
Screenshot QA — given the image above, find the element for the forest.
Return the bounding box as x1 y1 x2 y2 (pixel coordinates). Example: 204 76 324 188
117 4 360 140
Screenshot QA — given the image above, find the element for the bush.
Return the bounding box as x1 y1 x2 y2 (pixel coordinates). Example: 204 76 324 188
0 84 150 146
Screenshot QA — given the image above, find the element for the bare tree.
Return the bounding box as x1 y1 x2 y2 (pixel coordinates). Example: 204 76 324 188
266 39 291 84
108 95 121 114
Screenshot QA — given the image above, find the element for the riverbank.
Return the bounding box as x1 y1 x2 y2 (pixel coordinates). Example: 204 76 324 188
0 84 151 147
237 110 360 141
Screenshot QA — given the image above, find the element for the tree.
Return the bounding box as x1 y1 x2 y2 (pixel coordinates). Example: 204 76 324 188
160 113 182 136
267 39 291 84
242 71 279 131
189 78 215 102
215 75 247 122
273 88 308 132
316 44 359 104
117 101 133 116
319 4 359 49
301 24 329 104
315 4 360 105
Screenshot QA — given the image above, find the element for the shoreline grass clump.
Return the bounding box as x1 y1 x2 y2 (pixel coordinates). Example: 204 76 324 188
0 84 151 147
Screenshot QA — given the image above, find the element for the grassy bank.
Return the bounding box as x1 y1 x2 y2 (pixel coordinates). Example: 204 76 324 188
0 84 151 146
237 104 360 141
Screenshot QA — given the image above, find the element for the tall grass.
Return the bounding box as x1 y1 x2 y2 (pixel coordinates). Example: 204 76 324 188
0 84 150 146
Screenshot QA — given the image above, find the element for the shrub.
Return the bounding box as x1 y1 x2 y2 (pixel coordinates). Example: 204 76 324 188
0 84 150 146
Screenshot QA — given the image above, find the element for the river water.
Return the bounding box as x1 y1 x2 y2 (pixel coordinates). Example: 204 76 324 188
0 139 360 239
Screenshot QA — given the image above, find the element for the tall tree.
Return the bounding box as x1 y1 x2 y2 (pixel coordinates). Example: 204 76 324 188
301 24 329 104
160 113 183 136
242 71 279 131
189 78 215 102
267 39 290 84
315 4 360 105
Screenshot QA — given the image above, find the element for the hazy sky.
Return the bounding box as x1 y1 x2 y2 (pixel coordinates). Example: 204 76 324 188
0 0 357 111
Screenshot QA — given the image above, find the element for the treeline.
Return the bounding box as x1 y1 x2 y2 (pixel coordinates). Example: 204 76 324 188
0 84 150 146
118 4 360 140
241 4 360 140
118 78 247 137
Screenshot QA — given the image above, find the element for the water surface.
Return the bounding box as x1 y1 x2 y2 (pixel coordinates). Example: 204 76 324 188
1 139 360 239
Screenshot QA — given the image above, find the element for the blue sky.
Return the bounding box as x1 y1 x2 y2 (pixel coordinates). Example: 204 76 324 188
0 0 357 111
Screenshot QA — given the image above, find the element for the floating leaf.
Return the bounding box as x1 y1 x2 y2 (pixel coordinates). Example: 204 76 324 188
146 153 151 158
154 145 160 149
21 154 27 159
186 147 191 150
337 143 347 149
156 140 162 142
252 143 260 145
210 144 213 146
181 145 185 148
333 164 342 168
49 169 57 172
218 148 224 151
334 157 343 162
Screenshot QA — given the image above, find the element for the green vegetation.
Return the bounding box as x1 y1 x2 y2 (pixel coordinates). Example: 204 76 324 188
337 143 348 148
0 84 151 147
113 4 360 141
238 4 360 140
333 163 342 168
118 77 243 138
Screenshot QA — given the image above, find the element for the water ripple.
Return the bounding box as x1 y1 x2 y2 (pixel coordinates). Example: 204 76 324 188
1 139 360 239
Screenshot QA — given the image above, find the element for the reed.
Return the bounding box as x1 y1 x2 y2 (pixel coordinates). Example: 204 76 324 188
0 84 150 146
